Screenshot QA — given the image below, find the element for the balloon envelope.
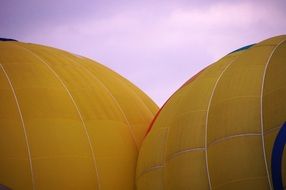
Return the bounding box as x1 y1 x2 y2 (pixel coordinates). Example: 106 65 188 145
0 39 158 190
136 35 286 190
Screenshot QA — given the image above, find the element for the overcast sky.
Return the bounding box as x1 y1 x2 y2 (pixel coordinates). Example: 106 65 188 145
1 0 286 106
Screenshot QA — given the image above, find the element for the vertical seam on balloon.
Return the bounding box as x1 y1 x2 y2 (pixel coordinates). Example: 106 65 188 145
79 56 155 117
121 80 155 116
66 50 154 144
260 39 286 190
0 64 36 190
204 59 237 190
64 54 139 150
13 44 101 190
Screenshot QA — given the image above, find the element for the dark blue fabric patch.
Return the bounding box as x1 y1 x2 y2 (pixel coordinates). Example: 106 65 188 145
271 122 286 190
228 44 255 54
0 184 11 190
0 38 17 42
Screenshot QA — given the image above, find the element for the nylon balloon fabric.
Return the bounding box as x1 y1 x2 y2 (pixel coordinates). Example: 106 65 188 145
136 35 286 190
0 41 158 190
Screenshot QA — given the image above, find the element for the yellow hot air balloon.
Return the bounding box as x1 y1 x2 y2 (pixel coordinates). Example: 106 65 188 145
0 39 158 190
136 35 286 190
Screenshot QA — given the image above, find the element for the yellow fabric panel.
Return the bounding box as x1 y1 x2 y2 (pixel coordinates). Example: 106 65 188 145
166 151 209 190
207 45 275 144
210 178 268 190
97 156 136 190
137 127 168 177
263 40 286 186
208 136 268 190
33 156 97 190
263 40 286 130
0 41 158 190
0 67 33 189
87 120 137 190
137 168 164 190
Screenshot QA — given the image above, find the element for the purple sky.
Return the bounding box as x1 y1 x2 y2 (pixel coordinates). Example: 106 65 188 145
1 0 286 106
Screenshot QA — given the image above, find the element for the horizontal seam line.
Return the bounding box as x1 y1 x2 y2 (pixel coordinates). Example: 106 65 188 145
213 176 267 189
264 126 282 134
137 164 163 179
208 133 261 146
263 86 286 95
211 95 259 106
166 147 205 161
